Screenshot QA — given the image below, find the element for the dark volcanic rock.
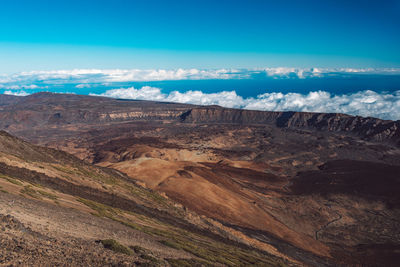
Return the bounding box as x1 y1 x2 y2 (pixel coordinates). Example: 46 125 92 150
290 160 400 208
180 106 400 145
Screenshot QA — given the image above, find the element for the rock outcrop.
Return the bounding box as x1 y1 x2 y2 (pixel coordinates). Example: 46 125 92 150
180 107 400 145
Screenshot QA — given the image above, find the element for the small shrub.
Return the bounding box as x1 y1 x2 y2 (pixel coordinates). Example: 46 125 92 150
20 185 42 199
77 198 120 218
140 254 159 262
7 178 23 186
37 190 58 200
0 175 23 186
100 239 133 255
132 245 151 254
159 240 181 250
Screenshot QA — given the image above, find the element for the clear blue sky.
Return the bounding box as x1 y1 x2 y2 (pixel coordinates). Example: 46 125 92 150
0 0 399 73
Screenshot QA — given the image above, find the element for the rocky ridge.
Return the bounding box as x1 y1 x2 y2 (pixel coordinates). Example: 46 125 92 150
0 92 398 146
180 107 400 145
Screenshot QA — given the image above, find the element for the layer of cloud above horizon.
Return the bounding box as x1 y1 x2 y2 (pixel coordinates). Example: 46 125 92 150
1 68 400 86
1 68 400 121
4 86 399 121
91 87 400 121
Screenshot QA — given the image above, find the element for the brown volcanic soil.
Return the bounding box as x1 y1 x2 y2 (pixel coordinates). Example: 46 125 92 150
0 130 295 266
0 193 169 266
1 92 400 266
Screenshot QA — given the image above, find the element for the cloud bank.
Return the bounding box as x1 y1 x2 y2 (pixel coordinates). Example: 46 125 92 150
1 68 399 120
3 90 29 96
0 68 399 86
97 87 400 121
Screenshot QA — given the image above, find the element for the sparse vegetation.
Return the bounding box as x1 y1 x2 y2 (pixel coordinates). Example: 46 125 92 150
159 240 181 250
100 239 133 255
76 197 121 218
77 197 279 266
131 245 165 265
78 167 118 185
0 174 23 186
20 185 58 200
126 183 174 211
20 185 42 199
51 164 75 175
140 254 160 263
0 185 8 194
51 164 118 185
30 182 44 189
37 190 58 200
131 245 151 254
167 258 210 267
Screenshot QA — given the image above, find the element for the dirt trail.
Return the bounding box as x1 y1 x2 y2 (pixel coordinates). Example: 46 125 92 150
315 211 343 241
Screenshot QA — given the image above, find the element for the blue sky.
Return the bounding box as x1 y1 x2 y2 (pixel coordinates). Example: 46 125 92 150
1 1 400 121
0 0 400 72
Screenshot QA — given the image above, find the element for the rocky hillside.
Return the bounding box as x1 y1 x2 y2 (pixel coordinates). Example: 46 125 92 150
1 92 400 266
180 107 400 145
0 94 20 107
0 131 291 266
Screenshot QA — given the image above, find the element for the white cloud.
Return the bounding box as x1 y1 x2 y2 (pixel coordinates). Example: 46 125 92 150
95 86 247 107
1 67 399 120
0 68 243 84
98 87 400 121
99 86 167 101
262 67 400 79
3 90 29 96
0 84 41 90
1 68 399 85
244 90 400 120
75 83 92 88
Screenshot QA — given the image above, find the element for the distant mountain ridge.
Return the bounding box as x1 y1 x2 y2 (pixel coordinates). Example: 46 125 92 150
180 107 400 145
1 92 398 146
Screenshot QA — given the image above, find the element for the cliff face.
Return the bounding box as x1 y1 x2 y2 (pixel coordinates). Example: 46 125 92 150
180 107 400 145
0 93 191 129
179 107 281 124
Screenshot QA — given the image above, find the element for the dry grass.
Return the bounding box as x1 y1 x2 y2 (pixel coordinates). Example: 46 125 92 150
0 174 23 186
77 197 283 266
20 185 58 200
100 239 133 255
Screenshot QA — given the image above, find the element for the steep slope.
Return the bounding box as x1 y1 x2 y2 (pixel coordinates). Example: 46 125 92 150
180 107 400 145
0 131 293 266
